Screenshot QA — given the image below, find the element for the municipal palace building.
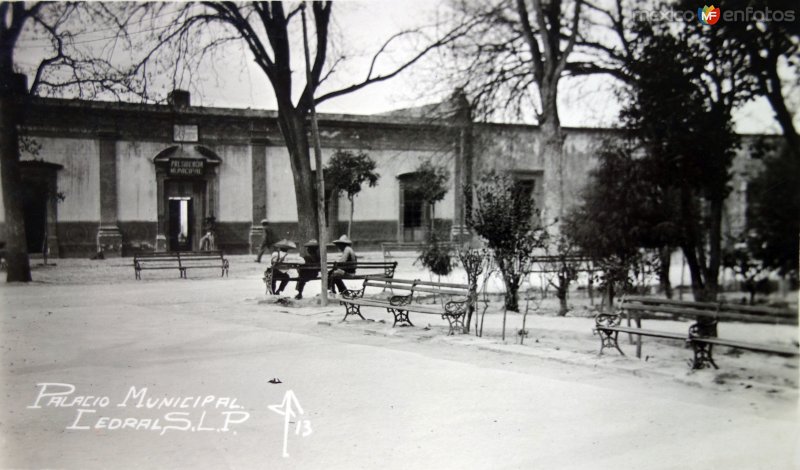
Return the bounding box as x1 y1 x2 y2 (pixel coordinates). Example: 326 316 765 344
0 90 768 258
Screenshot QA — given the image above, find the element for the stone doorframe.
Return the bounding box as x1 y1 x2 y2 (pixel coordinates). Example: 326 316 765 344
153 145 221 252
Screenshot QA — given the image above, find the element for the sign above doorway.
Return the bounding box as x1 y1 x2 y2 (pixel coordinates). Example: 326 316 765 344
169 158 205 177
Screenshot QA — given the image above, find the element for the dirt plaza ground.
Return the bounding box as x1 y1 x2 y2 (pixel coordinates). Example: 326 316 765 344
1 254 798 469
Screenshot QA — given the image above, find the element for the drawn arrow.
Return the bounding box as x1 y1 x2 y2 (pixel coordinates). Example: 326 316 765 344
269 390 304 457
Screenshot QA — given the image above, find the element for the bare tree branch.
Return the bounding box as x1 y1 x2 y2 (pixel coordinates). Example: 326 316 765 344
315 17 479 106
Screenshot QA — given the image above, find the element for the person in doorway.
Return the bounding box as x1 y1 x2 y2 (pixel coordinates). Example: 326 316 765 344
328 234 357 295
255 219 277 262
294 239 321 300
270 239 296 295
200 217 216 251
199 230 215 251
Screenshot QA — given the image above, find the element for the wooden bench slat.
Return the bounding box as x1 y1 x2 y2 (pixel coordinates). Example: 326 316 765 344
621 303 797 325
412 287 468 296
692 337 799 356
340 299 396 308
596 326 687 340
411 280 469 289
623 297 796 318
364 283 412 290
340 299 452 315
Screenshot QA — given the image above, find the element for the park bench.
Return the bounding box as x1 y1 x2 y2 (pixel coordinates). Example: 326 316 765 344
594 295 798 369
262 261 398 295
338 277 474 335
133 251 229 280
381 242 456 260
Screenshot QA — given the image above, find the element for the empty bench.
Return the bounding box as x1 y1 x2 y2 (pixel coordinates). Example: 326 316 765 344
339 278 474 335
133 251 229 280
263 261 398 295
594 296 798 369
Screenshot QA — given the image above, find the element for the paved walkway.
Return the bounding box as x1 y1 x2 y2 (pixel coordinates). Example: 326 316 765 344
1 276 797 469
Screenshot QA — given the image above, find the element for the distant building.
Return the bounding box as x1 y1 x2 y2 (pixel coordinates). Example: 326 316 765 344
0 90 775 257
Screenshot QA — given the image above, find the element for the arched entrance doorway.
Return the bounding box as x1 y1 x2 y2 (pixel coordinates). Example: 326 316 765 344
153 145 221 252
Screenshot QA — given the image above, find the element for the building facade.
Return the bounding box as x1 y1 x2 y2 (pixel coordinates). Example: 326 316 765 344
0 91 768 257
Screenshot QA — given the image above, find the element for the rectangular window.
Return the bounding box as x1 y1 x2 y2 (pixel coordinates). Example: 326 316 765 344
512 170 543 226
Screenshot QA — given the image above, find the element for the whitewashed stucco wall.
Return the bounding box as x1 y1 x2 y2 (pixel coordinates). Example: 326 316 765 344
19 137 100 222
117 140 159 222
217 144 251 222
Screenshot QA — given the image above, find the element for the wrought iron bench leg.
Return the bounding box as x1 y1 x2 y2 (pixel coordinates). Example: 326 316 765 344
444 313 465 335
342 303 365 322
598 329 624 356
388 308 413 327
691 341 719 370
264 270 274 295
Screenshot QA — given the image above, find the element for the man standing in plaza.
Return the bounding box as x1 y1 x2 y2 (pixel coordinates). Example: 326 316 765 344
255 219 277 263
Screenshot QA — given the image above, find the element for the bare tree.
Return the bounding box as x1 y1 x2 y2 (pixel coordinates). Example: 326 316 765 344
125 2 477 245
1 2 136 282
444 0 633 227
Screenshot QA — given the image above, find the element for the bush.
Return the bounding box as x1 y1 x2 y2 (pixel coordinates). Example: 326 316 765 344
417 234 455 276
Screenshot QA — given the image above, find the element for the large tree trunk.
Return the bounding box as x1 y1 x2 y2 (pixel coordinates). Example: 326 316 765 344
658 246 672 299
503 271 520 313
679 185 712 301
679 189 719 336
539 98 566 228
0 73 32 282
276 108 318 247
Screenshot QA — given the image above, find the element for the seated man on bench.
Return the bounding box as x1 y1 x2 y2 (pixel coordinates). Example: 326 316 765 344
270 239 296 295
328 235 357 295
294 239 321 300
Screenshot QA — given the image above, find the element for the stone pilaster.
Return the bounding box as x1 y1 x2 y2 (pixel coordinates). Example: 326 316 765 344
249 139 267 253
96 134 123 256
450 90 473 243
155 172 167 252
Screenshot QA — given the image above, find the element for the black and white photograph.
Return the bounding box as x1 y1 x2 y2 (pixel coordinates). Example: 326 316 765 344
1 0 798 468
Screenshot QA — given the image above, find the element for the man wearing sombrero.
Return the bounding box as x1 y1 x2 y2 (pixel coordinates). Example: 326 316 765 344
270 239 296 295
294 239 321 300
328 234 357 295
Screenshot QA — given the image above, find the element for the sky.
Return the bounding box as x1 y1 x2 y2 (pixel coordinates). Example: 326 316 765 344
13 0 796 134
